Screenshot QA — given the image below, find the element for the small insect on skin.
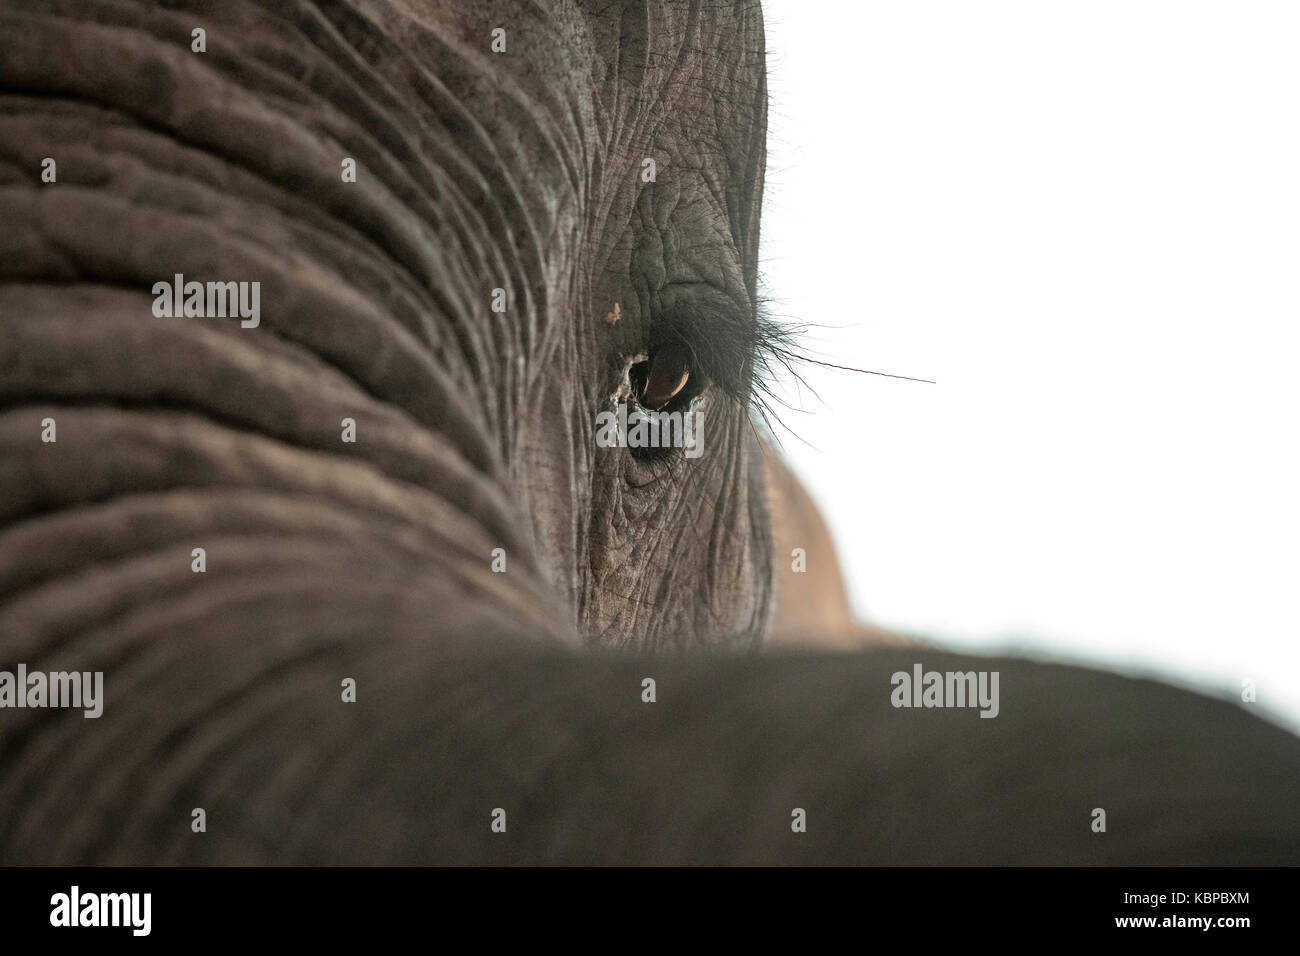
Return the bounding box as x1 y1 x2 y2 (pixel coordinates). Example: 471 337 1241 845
605 302 621 324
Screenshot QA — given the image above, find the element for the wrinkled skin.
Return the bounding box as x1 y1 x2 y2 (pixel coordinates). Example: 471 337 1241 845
1 0 1297 864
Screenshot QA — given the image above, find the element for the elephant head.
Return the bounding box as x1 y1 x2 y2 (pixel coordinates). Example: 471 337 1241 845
1 0 1298 864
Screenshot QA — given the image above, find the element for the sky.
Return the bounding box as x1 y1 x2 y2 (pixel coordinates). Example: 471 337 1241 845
759 0 1300 730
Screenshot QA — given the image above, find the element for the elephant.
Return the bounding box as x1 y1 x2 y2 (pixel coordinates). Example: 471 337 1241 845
0 0 1297 865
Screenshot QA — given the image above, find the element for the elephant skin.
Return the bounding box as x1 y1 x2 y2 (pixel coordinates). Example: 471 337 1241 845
0 0 1297 864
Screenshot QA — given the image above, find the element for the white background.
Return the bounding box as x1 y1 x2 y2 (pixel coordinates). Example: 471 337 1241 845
760 0 1300 729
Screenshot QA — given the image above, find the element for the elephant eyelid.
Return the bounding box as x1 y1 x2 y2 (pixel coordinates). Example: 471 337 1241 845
655 289 805 426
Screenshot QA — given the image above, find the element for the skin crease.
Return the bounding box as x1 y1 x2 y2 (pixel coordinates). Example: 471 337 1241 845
0 0 1297 864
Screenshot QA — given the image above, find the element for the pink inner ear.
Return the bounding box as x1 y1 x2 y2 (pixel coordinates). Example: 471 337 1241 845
642 360 689 410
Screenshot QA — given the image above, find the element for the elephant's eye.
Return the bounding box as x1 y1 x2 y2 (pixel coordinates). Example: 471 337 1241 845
636 341 692 410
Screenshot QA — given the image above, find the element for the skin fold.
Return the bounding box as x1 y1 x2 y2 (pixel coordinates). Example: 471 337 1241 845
0 0 1297 864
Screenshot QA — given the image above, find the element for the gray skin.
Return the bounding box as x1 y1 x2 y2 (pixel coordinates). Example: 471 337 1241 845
0 0 1297 865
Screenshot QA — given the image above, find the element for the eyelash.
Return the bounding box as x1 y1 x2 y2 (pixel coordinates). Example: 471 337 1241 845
620 292 806 469
621 287 929 470
645 295 804 419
